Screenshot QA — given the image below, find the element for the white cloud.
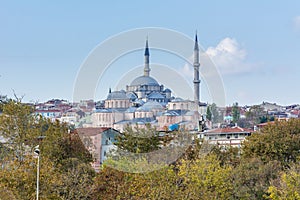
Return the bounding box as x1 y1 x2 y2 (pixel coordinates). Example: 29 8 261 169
293 15 300 31
179 37 259 77
205 37 256 75
179 62 193 78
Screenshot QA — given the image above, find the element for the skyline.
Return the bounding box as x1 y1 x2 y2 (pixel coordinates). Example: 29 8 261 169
1 1 300 106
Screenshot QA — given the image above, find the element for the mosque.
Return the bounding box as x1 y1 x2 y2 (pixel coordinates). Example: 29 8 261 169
91 34 205 132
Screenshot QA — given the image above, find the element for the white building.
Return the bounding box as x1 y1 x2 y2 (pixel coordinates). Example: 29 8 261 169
201 126 252 148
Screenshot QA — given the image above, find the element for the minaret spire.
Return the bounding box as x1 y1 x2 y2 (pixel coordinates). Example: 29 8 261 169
193 32 200 104
144 38 150 77
194 31 199 51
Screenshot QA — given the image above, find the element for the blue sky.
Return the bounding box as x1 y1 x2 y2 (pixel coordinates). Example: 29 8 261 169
1 1 300 106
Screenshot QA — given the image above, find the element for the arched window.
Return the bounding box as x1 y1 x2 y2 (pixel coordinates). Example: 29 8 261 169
173 103 176 110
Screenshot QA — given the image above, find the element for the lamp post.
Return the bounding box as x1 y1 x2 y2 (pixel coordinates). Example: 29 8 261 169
34 145 40 200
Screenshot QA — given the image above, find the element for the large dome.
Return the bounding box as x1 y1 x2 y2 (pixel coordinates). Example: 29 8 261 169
130 76 159 86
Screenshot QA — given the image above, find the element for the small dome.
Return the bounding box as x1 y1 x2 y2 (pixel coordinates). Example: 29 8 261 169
130 76 159 86
164 88 171 93
139 101 163 111
107 90 128 100
171 97 184 102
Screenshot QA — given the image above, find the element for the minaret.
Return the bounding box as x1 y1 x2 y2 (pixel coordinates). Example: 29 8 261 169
144 39 150 77
193 33 200 104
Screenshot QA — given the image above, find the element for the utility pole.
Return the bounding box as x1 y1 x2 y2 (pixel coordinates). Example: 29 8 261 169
34 145 40 200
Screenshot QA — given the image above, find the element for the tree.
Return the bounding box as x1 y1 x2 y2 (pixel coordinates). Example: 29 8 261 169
206 103 222 124
59 158 95 200
92 165 131 200
211 103 222 123
177 154 234 199
211 145 240 167
0 155 62 199
231 158 281 199
93 153 234 199
232 102 240 123
114 124 161 154
245 105 267 126
0 100 95 199
242 119 300 167
0 100 38 158
267 164 300 200
206 106 212 121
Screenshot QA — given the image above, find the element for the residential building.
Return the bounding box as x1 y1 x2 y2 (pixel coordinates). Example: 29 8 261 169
76 127 119 171
201 126 252 148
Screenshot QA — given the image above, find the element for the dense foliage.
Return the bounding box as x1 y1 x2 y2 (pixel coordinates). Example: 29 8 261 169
1 100 300 199
0 101 95 199
93 119 300 199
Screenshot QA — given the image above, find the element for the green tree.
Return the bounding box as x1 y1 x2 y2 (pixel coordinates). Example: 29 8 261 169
232 102 240 123
242 119 300 167
206 106 212 121
94 154 234 199
231 158 281 199
206 103 222 124
0 100 38 158
211 145 240 167
245 105 267 125
115 124 161 153
0 100 95 199
211 103 222 123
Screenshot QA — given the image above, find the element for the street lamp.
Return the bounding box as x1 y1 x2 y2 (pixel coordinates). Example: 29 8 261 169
34 145 40 200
